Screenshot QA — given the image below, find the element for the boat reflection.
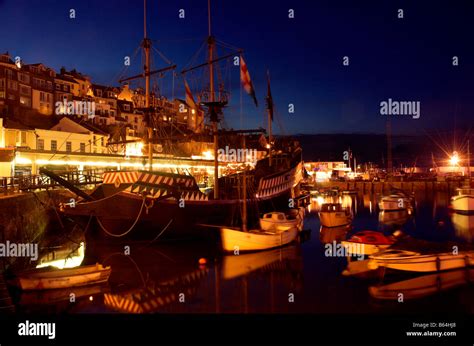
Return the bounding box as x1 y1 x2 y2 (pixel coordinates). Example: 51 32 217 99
342 258 381 278
104 267 209 313
451 213 474 242
221 244 301 280
369 269 474 301
319 225 351 244
378 209 412 227
18 283 109 313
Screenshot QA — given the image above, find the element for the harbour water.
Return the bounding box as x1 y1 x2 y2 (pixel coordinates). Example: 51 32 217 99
9 190 474 314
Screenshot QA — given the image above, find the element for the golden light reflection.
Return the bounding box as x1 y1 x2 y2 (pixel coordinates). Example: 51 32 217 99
36 242 85 270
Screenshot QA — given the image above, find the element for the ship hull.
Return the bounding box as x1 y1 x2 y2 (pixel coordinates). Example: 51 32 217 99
65 189 293 241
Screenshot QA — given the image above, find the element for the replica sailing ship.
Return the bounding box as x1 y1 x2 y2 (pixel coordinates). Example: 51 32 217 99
60 0 304 240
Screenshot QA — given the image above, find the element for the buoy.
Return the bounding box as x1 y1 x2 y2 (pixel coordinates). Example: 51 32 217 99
198 258 207 265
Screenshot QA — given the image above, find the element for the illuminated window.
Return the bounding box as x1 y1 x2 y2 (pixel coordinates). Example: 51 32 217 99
80 143 85 153
66 142 72 152
37 139 44 150
51 140 57 152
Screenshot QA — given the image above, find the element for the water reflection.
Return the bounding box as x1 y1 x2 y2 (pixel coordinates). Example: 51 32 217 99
12 190 474 313
451 213 474 242
319 225 350 244
221 245 300 280
369 269 474 301
378 210 412 227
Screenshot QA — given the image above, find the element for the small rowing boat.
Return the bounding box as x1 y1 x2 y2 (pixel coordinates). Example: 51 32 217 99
13 263 111 291
341 230 401 256
368 249 474 272
219 226 299 252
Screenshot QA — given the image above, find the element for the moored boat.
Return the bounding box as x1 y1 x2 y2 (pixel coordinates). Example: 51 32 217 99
341 230 400 256
13 263 111 291
368 249 474 272
260 207 304 232
219 226 298 253
378 191 413 211
318 203 352 227
451 187 474 215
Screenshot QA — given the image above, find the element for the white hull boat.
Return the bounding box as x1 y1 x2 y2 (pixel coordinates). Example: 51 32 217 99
318 203 352 228
14 263 111 291
219 226 298 252
368 249 474 272
260 208 305 232
451 188 474 214
378 191 413 211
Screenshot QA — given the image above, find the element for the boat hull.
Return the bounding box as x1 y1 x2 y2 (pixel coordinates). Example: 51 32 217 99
16 264 111 291
219 227 298 252
369 252 474 272
451 195 474 214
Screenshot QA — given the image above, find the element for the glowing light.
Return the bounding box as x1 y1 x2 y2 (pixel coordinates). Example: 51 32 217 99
449 152 460 166
266 144 271 149
125 141 144 156
36 242 85 270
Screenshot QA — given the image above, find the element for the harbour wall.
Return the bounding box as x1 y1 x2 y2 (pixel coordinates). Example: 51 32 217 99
315 180 466 194
0 190 72 272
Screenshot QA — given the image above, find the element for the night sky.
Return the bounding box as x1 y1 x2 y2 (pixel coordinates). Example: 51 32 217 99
1 0 473 135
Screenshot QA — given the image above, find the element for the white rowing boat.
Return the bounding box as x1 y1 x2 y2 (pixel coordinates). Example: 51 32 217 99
14 263 111 291
219 226 298 252
368 249 474 272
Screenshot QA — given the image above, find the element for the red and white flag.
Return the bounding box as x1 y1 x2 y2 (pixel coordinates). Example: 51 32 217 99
240 55 258 107
184 79 198 110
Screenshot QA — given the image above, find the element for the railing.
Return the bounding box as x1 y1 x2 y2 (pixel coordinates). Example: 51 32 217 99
0 169 104 193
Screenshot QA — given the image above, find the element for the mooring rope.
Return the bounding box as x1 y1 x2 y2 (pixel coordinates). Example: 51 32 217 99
96 196 147 238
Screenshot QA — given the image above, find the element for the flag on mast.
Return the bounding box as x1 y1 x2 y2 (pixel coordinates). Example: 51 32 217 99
240 55 258 107
265 70 274 121
184 79 204 133
184 79 198 110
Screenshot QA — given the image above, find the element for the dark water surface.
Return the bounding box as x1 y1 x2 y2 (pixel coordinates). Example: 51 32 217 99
12 190 474 314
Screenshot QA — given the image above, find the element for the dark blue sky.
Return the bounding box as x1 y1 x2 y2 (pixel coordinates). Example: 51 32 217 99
1 0 473 135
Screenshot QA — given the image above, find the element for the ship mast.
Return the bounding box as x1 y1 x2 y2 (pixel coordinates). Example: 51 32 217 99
241 135 247 232
143 0 153 171
266 70 273 167
208 0 219 199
